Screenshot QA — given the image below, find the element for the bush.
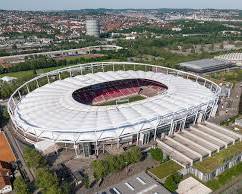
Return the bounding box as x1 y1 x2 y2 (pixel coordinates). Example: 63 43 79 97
164 173 183 192
82 173 90 189
149 148 163 162
23 146 46 169
13 177 30 194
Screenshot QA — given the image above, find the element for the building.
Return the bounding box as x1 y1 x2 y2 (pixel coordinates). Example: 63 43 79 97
97 172 171 194
86 19 100 38
0 132 16 163
0 76 17 83
179 59 236 73
8 62 220 157
235 119 242 129
0 132 15 193
176 177 212 194
215 52 242 66
0 161 13 194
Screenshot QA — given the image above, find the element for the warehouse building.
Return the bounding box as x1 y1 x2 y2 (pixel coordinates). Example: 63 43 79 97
179 59 236 73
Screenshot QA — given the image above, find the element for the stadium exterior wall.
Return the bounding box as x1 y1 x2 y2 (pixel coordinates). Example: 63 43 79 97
8 62 221 156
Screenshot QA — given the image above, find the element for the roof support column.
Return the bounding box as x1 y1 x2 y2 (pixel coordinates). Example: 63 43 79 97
91 65 94 74
181 115 187 131
26 85 30 93
208 99 217 119
18 91 21 99
204 80 207 87
154 126 158 141
136 132 139 146
95 141 99 156
74 142 80 158
36 80 39 88
193 110 199 125
47 75 50 84
169 119 175 136
58 73 61 80
102 63 104 72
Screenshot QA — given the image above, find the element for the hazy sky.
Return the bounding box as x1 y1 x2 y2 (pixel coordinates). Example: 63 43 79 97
1 0 242 10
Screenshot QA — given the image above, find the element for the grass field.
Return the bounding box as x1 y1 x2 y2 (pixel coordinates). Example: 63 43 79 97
148 160 182 179
97 95 146 106
0 66 67 79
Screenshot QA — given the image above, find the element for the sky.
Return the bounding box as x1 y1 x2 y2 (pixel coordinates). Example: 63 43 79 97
0 0 242 11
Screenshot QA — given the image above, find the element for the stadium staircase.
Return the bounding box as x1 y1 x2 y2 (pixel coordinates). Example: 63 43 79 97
157 122 242 168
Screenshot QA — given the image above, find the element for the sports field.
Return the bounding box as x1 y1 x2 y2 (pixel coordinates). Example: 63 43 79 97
97 95 146 106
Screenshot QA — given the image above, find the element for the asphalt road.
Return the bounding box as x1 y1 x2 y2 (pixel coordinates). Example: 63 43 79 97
4 123 35 182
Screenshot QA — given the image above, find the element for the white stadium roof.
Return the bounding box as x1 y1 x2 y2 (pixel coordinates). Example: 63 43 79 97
14 70 216 142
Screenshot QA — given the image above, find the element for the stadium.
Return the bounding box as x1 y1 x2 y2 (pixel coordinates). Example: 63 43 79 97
8 62 221 157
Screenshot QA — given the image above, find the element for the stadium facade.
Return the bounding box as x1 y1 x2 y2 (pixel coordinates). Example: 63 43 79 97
8 62 221 157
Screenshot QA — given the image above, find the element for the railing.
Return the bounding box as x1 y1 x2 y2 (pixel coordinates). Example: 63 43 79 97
7 62 221 144
8 62 221 116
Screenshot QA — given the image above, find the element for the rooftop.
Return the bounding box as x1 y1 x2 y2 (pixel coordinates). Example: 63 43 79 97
176 177 212 194
194 141 242 173
148 160 182 179
179 59 235 73
0 132 16 163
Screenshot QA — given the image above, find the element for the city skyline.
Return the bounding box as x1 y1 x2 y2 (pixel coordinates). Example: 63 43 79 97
1 0 242 11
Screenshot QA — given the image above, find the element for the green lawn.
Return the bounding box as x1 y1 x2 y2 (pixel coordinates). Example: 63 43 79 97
0 66 66 79
0 70 34 79
194 141 242 174
148 160 182 179
97 95 146 106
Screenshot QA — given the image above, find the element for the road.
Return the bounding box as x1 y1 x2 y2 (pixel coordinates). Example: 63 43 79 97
4 123 35 182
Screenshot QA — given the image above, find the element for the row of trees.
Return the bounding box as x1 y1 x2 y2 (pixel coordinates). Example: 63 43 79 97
92 146 142 180
0 53 111 74
13 146 72 194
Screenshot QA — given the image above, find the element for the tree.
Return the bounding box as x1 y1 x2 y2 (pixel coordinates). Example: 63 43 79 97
82 173 90 189
13 177 30 194
23 146 46 169
92 160 107 180
149 148 163 162
0 105 9 128
164 175 177 192
92 146 142 180
164 173 183 192
36 168 59 192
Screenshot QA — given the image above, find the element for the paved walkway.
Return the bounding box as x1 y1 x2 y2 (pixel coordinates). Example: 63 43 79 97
77 158 159 194
209 82 242 124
